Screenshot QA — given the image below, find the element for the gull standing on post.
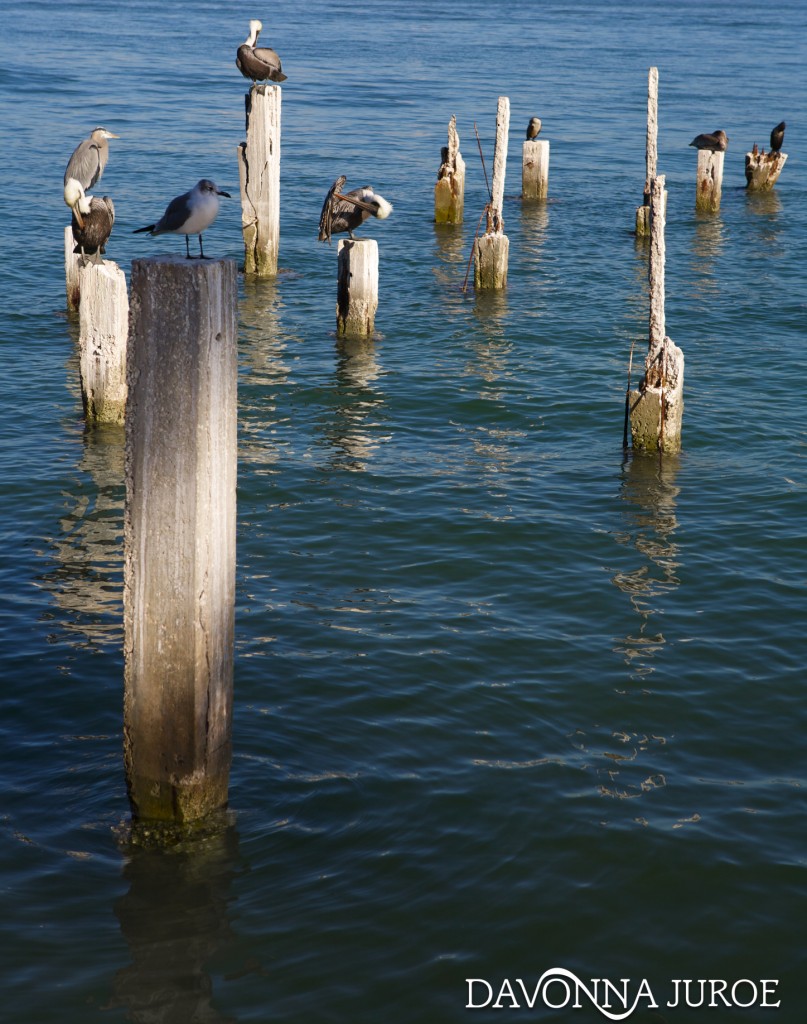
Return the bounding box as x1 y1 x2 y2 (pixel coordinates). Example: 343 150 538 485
318 176 393 243
236 20 287 83
64 179 115 264
133 179 231 259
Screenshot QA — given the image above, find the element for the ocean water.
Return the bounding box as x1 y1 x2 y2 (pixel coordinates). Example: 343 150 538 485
1 0 807 1020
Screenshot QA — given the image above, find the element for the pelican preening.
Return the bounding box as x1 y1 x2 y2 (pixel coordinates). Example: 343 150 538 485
236 20 287 83
689 129 729 152
770 121 786 153
63 127 119 192
526 117 542 140
64 179 115 264
133 179 231 259
318 176 393 244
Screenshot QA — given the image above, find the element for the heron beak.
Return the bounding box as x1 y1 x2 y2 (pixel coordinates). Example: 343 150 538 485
334 192 377 214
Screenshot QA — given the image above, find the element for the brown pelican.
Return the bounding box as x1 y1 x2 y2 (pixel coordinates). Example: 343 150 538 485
64 180 115 265
133 179 231 259
63 127 119 192
526 117 542 140
689 130 729 152
318 176 393 244
770 121 786 153
236 20 287 83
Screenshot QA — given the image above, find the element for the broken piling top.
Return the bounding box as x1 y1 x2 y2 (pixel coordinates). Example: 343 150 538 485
435 114 465 224
238 83 281 276
745 148 787 191
636 67 659 236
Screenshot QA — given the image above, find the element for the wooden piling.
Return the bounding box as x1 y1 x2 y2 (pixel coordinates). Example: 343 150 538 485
65 226 81 311
336 238 378 337
629 176 684 454
238 84 281 276
745 149 787 191
522 139 549 200
695 149 724 213
635 67 658 236
78 260 128 425
434 115 465 224
474 96 510 290
124 256 238 824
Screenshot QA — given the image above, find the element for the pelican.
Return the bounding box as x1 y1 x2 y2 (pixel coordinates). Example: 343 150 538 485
526 117 542 140
318 176 393 244
689 129 729 152
64 180 115 265
770 121 786 153
236 20 287 83
63 127 119 192
133 179 231 259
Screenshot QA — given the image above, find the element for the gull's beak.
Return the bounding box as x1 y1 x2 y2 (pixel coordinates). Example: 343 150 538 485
218 189 231 198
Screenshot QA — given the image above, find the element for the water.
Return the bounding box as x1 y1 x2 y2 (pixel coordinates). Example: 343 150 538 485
2 0 807 1020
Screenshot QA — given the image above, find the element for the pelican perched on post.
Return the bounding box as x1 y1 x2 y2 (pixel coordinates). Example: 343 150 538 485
236 20 287 84
133 179 231 259
64 179 115 265
63 127 119 193
318 176 393 244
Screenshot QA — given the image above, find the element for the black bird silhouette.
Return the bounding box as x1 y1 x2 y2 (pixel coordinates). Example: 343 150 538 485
689 130 729 152
770 121 786 153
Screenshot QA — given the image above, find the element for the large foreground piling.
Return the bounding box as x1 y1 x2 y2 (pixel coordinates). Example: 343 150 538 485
124 256 238 823
78 260 128 424
695 149 724 213
65 227 81 311
635 67 658 236
434 114 465 224
745 148 787 191
336 238 378 336
238 84 281 276
475 96 510 290
629 176 684 454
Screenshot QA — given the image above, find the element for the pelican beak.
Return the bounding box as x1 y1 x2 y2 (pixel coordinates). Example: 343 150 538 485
73 207 85 229
334 192 377 214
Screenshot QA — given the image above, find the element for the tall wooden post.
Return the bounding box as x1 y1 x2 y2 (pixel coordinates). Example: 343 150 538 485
78 260 129 425
745 149 787 191
238 84 281 276
475 96 510 290
636 67 658 236
124 256 238 824
695 150 724 213
629 176 684 454
65 226 81 312
336 238 378 337
522 139 549 199
434 115 465 224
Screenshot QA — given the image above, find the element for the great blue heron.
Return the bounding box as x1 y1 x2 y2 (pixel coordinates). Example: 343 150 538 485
318 176 393 244
236 20 287 83
689 130 729 152
64 180 115 265
133 179 231 259
63 127 119 191
770 121 786 153
526 117 542 140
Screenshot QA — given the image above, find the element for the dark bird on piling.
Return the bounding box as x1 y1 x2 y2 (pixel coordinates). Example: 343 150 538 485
64 180 115 264
63 127 119 192
770 121 786 153
318 176 393 244
526 117 542 140
236 19 287 84
689 129 729 152
133 179 231 259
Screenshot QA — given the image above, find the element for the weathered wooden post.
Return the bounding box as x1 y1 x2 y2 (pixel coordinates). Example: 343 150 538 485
336 238 378 337
434 114 465 224
522 119 549 200
745 147 787 191
65 227 81 311
695 149 724 213
78 260 128 424
629 176 684 454
635 67 658 236
474 96 510 290
238 84 280 276
124 256 238 824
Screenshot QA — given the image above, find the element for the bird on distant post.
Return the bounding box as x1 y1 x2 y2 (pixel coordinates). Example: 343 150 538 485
689 129 729 152
63 127 119 193
526 117 542 140
318 176 393 244
769 121 786 153
236 20 287 84
133 179 231 259
64 179 115 265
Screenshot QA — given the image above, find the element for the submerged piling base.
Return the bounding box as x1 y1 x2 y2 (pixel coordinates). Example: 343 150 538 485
696 150 724 213
79 259 129 425
745 150 787 191
629 336 685 454
474 233 509 290
522 139 549 200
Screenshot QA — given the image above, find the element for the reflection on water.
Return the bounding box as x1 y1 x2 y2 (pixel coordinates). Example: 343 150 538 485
317 338 387 472
744 189 784 254
690 214 726 301
518 200 549 270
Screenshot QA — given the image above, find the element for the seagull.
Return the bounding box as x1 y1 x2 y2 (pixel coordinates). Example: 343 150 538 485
133 179 231 259
689 130 729 152
769 121 786 153
64 179 114 265
236 19 287 84
526 117 542 140
318 176 393 244
63 127 119 192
